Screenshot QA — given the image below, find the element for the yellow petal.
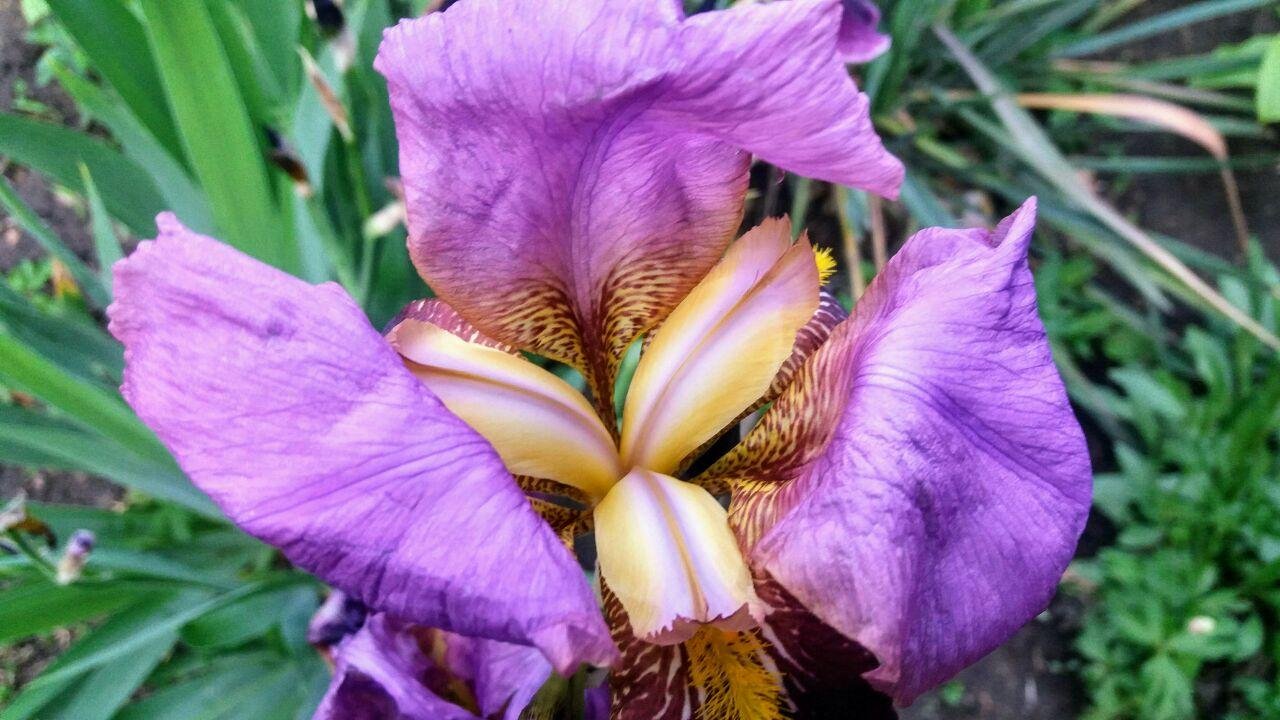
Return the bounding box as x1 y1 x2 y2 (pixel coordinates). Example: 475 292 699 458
390 319 621 499
619 219 819 474
594 469 765 644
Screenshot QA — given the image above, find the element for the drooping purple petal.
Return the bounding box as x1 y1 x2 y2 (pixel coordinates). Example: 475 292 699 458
315 615 475 720
376 0 902 407
750 200 1092 703
109 216 615 674
837 0 890 63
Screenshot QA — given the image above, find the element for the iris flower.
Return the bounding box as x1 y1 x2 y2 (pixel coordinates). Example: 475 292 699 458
108 0 1090 717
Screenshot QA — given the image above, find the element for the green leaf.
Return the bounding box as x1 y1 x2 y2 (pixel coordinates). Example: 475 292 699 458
25 633 178 720
0 174 110 308
0 282 122 386
0 580 152 644
0 405 217 516
138 0 297 273
182 585 318 648
79 165 124 290
1257 36 1280 123
25 584 263 691
0 333 169 463
115 652 277 720
0 113 166 236
49 62 213 232
1055 0 1276 58
44 0 184 160
1139 655 1195 720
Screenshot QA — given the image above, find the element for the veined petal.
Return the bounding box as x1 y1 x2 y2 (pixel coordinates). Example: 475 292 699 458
744 200 1092 703
390 319 621 500
594 469 765 644
109 216 616 674
620 219 818 474
391 298 517 353
376 0 902 416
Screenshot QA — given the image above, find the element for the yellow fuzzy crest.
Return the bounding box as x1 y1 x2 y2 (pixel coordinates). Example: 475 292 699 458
685 627 783 720
813 247 837 285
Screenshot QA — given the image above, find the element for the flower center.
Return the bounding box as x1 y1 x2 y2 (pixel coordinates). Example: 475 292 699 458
390 221 825 646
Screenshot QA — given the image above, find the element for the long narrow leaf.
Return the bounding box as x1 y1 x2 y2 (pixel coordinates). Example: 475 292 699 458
1015 92 1250 252
138 0 297 273
0 334 171 462
25 584 263 691
0 176 110 308
44 0 184 160
50 63 213 233
25 633 178 720
0 282 121 386
936 24 1280 351
1055 0 1276 57
79 166 124 291
0 406 218 516
0 114 166 236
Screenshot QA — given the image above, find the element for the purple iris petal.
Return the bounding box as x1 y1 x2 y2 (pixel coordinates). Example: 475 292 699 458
837 0 891 63
445 633 554 720
375 0 902 391
315 615 474 720
108 216 615 674
752 200 1092 703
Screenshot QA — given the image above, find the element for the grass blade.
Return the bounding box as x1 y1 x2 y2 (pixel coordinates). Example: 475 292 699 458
0 176 110 308
49 62 213 233
44 0 184 161
0 114 165 236
1258 36 1280 122
936 24 1280 351
0 406 218 516
137 0 296 273
26 583 264 691
79 165 124 290
0 333 170 462
1055 0 1276 58
1015 92 1250 252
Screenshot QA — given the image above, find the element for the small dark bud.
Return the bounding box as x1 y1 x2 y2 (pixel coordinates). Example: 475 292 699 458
56 529 94 585
308 590 368 647
309 0 346 35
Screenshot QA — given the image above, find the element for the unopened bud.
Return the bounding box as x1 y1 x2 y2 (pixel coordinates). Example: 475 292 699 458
308 590 368 647
56 529 94 585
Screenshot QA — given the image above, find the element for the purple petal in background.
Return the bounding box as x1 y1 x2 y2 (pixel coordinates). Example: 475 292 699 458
837 0 891 63
315 615 476 720
752 200 1092 703
109 216 615 674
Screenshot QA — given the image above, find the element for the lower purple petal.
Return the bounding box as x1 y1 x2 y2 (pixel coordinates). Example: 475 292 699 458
753 200 1091 703
109 216 615 673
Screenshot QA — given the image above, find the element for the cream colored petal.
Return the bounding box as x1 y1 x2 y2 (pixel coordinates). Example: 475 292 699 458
594 468 765 644
390 319 621 499
619 219 819 473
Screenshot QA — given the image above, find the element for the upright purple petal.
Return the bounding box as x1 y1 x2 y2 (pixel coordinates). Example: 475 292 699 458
376 0 902 406
751 200 1092 703
109 216 615 673
452 636 553 720
837 0 890 63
